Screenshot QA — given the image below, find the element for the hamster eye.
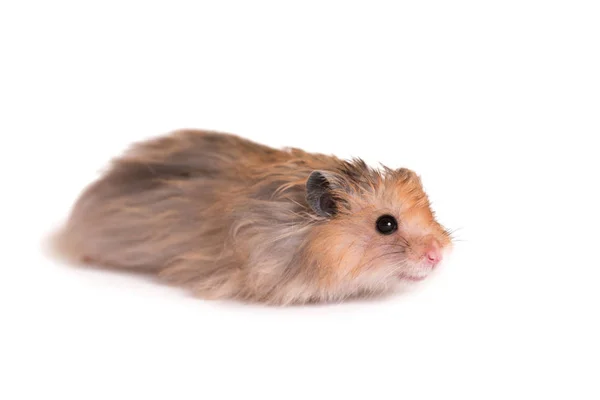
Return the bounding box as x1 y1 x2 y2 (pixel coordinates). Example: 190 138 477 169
376 215 398 235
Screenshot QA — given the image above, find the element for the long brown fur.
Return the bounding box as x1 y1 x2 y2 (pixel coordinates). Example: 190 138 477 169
53 129 452 305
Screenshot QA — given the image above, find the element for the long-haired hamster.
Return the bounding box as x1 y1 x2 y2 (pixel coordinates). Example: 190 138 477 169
53 129 453 305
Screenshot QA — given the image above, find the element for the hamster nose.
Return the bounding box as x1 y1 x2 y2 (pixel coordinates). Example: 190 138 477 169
423 239 442 267
425 250 440 265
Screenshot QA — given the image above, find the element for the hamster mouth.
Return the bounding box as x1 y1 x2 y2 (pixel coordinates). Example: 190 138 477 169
397 273 428 282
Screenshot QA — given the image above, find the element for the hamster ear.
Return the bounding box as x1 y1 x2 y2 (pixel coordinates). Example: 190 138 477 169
306 170 340 218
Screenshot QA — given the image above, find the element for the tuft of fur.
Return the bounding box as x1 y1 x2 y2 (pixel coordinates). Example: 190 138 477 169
53 129 452 305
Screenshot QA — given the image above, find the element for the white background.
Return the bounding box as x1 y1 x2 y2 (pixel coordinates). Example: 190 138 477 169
1 1 599 399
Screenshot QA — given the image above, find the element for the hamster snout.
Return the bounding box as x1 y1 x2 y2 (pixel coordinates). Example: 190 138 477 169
393 235 448 282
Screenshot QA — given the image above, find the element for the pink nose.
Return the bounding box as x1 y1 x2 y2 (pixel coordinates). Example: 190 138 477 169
426 250 440 265
423 240 442 267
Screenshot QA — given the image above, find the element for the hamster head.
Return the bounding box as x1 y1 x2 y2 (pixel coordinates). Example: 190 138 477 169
305 160 452 295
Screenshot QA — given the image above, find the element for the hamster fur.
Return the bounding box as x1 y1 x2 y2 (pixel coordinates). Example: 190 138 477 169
53 129 453 305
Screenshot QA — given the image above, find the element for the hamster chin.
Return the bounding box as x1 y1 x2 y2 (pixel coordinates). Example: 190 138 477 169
397 271 430 282
395 260 438 282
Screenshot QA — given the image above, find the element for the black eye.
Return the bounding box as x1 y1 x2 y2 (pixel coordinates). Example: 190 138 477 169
376 215 398 235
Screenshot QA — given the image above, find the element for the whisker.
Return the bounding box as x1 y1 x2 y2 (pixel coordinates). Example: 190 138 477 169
363 250 406 267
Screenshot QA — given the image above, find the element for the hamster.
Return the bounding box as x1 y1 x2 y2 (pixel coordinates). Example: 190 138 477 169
54 129 453 305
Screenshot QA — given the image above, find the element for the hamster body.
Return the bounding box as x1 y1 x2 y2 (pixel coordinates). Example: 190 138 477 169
55 129 452 305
